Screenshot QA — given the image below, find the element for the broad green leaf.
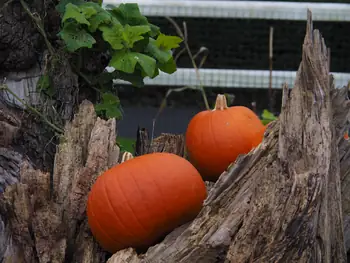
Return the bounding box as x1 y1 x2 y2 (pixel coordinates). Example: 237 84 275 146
158 57 177 74
58 22 96 52
88 10 112 32
135 53 156 77
80 1 104 11
99 24 124 50
62 3 90 26
109 50 138 73
55 0 85 15
110 3 148 25
261 109 277 121
149 23 160 37
156 33 183 50
95 93 122 119
122 24 150 48
146 38 172 63
101 92 119 105
116 137 135 154
80 5 97 19
109 50 156 77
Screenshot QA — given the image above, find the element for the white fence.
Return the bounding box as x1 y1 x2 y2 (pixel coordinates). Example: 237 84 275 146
103 1 350 89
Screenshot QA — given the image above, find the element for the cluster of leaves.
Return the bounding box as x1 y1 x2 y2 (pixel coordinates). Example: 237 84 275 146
53 0 182 118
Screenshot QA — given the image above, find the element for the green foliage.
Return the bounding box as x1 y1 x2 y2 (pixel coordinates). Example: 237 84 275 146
55 0 182 119
116 137 136 154
94 92 122 119
261 109 278 125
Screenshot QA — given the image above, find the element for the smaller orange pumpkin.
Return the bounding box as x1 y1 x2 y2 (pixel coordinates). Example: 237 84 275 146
87 152 207 253
185 94 265 181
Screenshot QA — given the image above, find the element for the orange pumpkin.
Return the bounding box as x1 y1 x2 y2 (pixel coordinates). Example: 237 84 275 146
87 152 207 253
185 94 265 181
251 124 267 147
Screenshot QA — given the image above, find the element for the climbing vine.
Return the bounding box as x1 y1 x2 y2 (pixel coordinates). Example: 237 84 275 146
38 0 182 119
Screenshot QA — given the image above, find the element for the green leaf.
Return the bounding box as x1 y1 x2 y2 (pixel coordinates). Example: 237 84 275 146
99 24 124 50
116 137 135 153
109 50 137 73
55 0 85 15
88 10 112 32
146 38 172 63
156 33 183 50
62 3 90 26
58 21 96 52
261 119 271 125
110 3 148 26
158 57 177 74
149 23 161 37
117 71 145 87
109 50 156 77
122 24 150 48
261 109 277 121
94 92 122 119
80 5 97 19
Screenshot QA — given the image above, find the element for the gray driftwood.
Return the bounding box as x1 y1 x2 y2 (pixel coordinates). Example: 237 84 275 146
1 10 350 263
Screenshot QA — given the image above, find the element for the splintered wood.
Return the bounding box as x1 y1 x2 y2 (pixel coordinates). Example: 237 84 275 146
0 100 119 262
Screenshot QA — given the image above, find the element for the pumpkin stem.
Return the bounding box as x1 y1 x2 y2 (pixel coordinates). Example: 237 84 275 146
120 151 134 163
213 94 228 111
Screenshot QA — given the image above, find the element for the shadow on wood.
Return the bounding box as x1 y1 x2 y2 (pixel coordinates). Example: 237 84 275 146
1 9 350 263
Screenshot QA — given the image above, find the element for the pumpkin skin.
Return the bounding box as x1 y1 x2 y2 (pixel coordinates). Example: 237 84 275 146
87 152 207 253
185 94 265 181
251 124 267 148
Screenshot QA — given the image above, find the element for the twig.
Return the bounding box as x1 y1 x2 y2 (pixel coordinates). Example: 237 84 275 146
19 0 55 55
165 16 210 110
0 83 64 134
268 26 274 113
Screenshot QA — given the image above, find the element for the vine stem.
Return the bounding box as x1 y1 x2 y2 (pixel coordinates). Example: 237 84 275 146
0 84 64 134
19 0 55 56
165 17 210 111
184 41 210 110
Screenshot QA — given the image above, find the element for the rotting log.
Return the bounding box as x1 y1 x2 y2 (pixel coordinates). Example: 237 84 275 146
1 10 350 263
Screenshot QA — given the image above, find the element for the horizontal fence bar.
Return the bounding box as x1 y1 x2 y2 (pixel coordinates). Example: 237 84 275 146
107 67 350 89
102 1 350 21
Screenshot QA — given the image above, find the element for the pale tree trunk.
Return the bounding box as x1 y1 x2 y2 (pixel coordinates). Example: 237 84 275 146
1 9 350 263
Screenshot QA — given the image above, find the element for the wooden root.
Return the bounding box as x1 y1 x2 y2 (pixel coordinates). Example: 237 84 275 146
1 10 350 263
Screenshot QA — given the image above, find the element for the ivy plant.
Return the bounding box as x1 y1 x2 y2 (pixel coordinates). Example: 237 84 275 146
53 0 182 119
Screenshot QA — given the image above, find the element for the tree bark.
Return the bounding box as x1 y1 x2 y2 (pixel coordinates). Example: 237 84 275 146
1 8 350 263
135 127 186 157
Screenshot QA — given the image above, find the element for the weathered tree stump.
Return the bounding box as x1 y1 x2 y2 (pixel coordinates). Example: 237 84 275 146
1 10 350 263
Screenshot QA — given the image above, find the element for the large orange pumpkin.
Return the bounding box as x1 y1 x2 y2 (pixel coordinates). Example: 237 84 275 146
87 152 207 253
185 94 265 181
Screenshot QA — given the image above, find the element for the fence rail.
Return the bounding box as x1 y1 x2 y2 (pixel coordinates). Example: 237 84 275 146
102 0 350 21
109 68 350 89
